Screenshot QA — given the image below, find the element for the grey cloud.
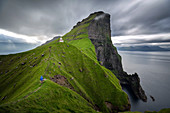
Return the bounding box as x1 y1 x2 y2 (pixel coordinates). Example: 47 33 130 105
113 35 170 48
0 34 39 54
0 0 95 37
0 42 38 55
0 0 170 38
0 34 26 43
111 0 170 35
120 38 170 45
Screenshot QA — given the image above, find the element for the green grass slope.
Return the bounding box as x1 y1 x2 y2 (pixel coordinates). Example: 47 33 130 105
0 80 96 113
0 40 129 112
62 13 97 61
0 12 130 112
0 11 168 113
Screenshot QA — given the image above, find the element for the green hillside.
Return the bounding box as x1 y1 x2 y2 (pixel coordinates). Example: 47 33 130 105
0 35 129 112
1 11 169 113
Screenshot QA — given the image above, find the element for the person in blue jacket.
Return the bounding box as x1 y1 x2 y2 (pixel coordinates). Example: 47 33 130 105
40 76 44 83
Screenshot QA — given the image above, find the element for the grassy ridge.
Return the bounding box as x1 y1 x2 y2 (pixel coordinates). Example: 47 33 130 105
0 45 49 104
0 40 129 112
0 13 129 112
0 11 169 112
43 41 129 112
0 80 96 113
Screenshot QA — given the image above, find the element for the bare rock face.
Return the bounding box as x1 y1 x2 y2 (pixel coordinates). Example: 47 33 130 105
88 12 122 72
88 11 123 73
87 11 147 102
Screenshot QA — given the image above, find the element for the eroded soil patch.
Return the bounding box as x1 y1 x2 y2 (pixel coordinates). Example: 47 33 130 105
50 75 74 90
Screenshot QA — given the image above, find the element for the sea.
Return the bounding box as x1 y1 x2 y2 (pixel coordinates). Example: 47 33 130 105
118 51 170 112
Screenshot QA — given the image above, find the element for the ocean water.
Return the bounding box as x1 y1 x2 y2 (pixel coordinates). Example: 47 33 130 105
118 51 170 112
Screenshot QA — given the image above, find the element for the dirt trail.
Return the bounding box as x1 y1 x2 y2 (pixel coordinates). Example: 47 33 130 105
1 48 51 105
13 48 52 104
16 86 41 103
9 79 47 105
44 47 52 76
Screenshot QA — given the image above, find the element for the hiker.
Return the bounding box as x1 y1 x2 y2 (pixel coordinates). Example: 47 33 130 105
40 76 44 83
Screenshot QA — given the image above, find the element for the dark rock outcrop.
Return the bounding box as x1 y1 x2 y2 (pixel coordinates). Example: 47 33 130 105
42 36 61 45
87 11 147 102
119 73 147 102
150 95 155 101
88 11 123 72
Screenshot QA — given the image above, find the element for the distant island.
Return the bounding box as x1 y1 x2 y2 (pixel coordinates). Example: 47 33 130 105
118 46 170 51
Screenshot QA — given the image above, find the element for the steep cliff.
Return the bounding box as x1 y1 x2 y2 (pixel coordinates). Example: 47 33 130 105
88 11 123 72
87 11 147 102
58 11 147 102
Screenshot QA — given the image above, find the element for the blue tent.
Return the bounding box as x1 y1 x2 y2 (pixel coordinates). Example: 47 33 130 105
40 76 43 81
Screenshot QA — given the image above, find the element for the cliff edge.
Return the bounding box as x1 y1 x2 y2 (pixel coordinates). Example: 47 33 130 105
86 11 147 102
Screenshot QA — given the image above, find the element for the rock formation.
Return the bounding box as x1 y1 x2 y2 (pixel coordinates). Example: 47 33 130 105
87 11 147 102
42 36 61 45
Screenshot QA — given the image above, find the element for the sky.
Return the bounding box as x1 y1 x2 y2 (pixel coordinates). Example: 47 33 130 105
0 0 170 54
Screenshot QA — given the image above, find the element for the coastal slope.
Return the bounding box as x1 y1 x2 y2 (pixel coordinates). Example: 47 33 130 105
0 12 131 113
63 11 147 102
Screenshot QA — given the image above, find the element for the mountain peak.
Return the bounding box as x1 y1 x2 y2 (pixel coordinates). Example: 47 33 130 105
72 11 109 29
65 11 147 102
89 11 104 16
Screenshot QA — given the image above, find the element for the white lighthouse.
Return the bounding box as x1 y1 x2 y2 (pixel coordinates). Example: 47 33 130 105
59 37 64 42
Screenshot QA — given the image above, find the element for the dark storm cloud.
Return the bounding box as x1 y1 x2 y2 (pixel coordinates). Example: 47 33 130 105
0 42 38 55
0 0 170 39
111 0 170 36
0 34 26 43
0 34 39 55
0 0 95 37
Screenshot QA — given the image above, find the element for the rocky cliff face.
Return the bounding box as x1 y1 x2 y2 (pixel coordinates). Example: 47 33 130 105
87 11 147 102
88 12 123 72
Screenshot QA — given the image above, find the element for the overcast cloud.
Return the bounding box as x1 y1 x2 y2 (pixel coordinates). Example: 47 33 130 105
0 0 170 54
